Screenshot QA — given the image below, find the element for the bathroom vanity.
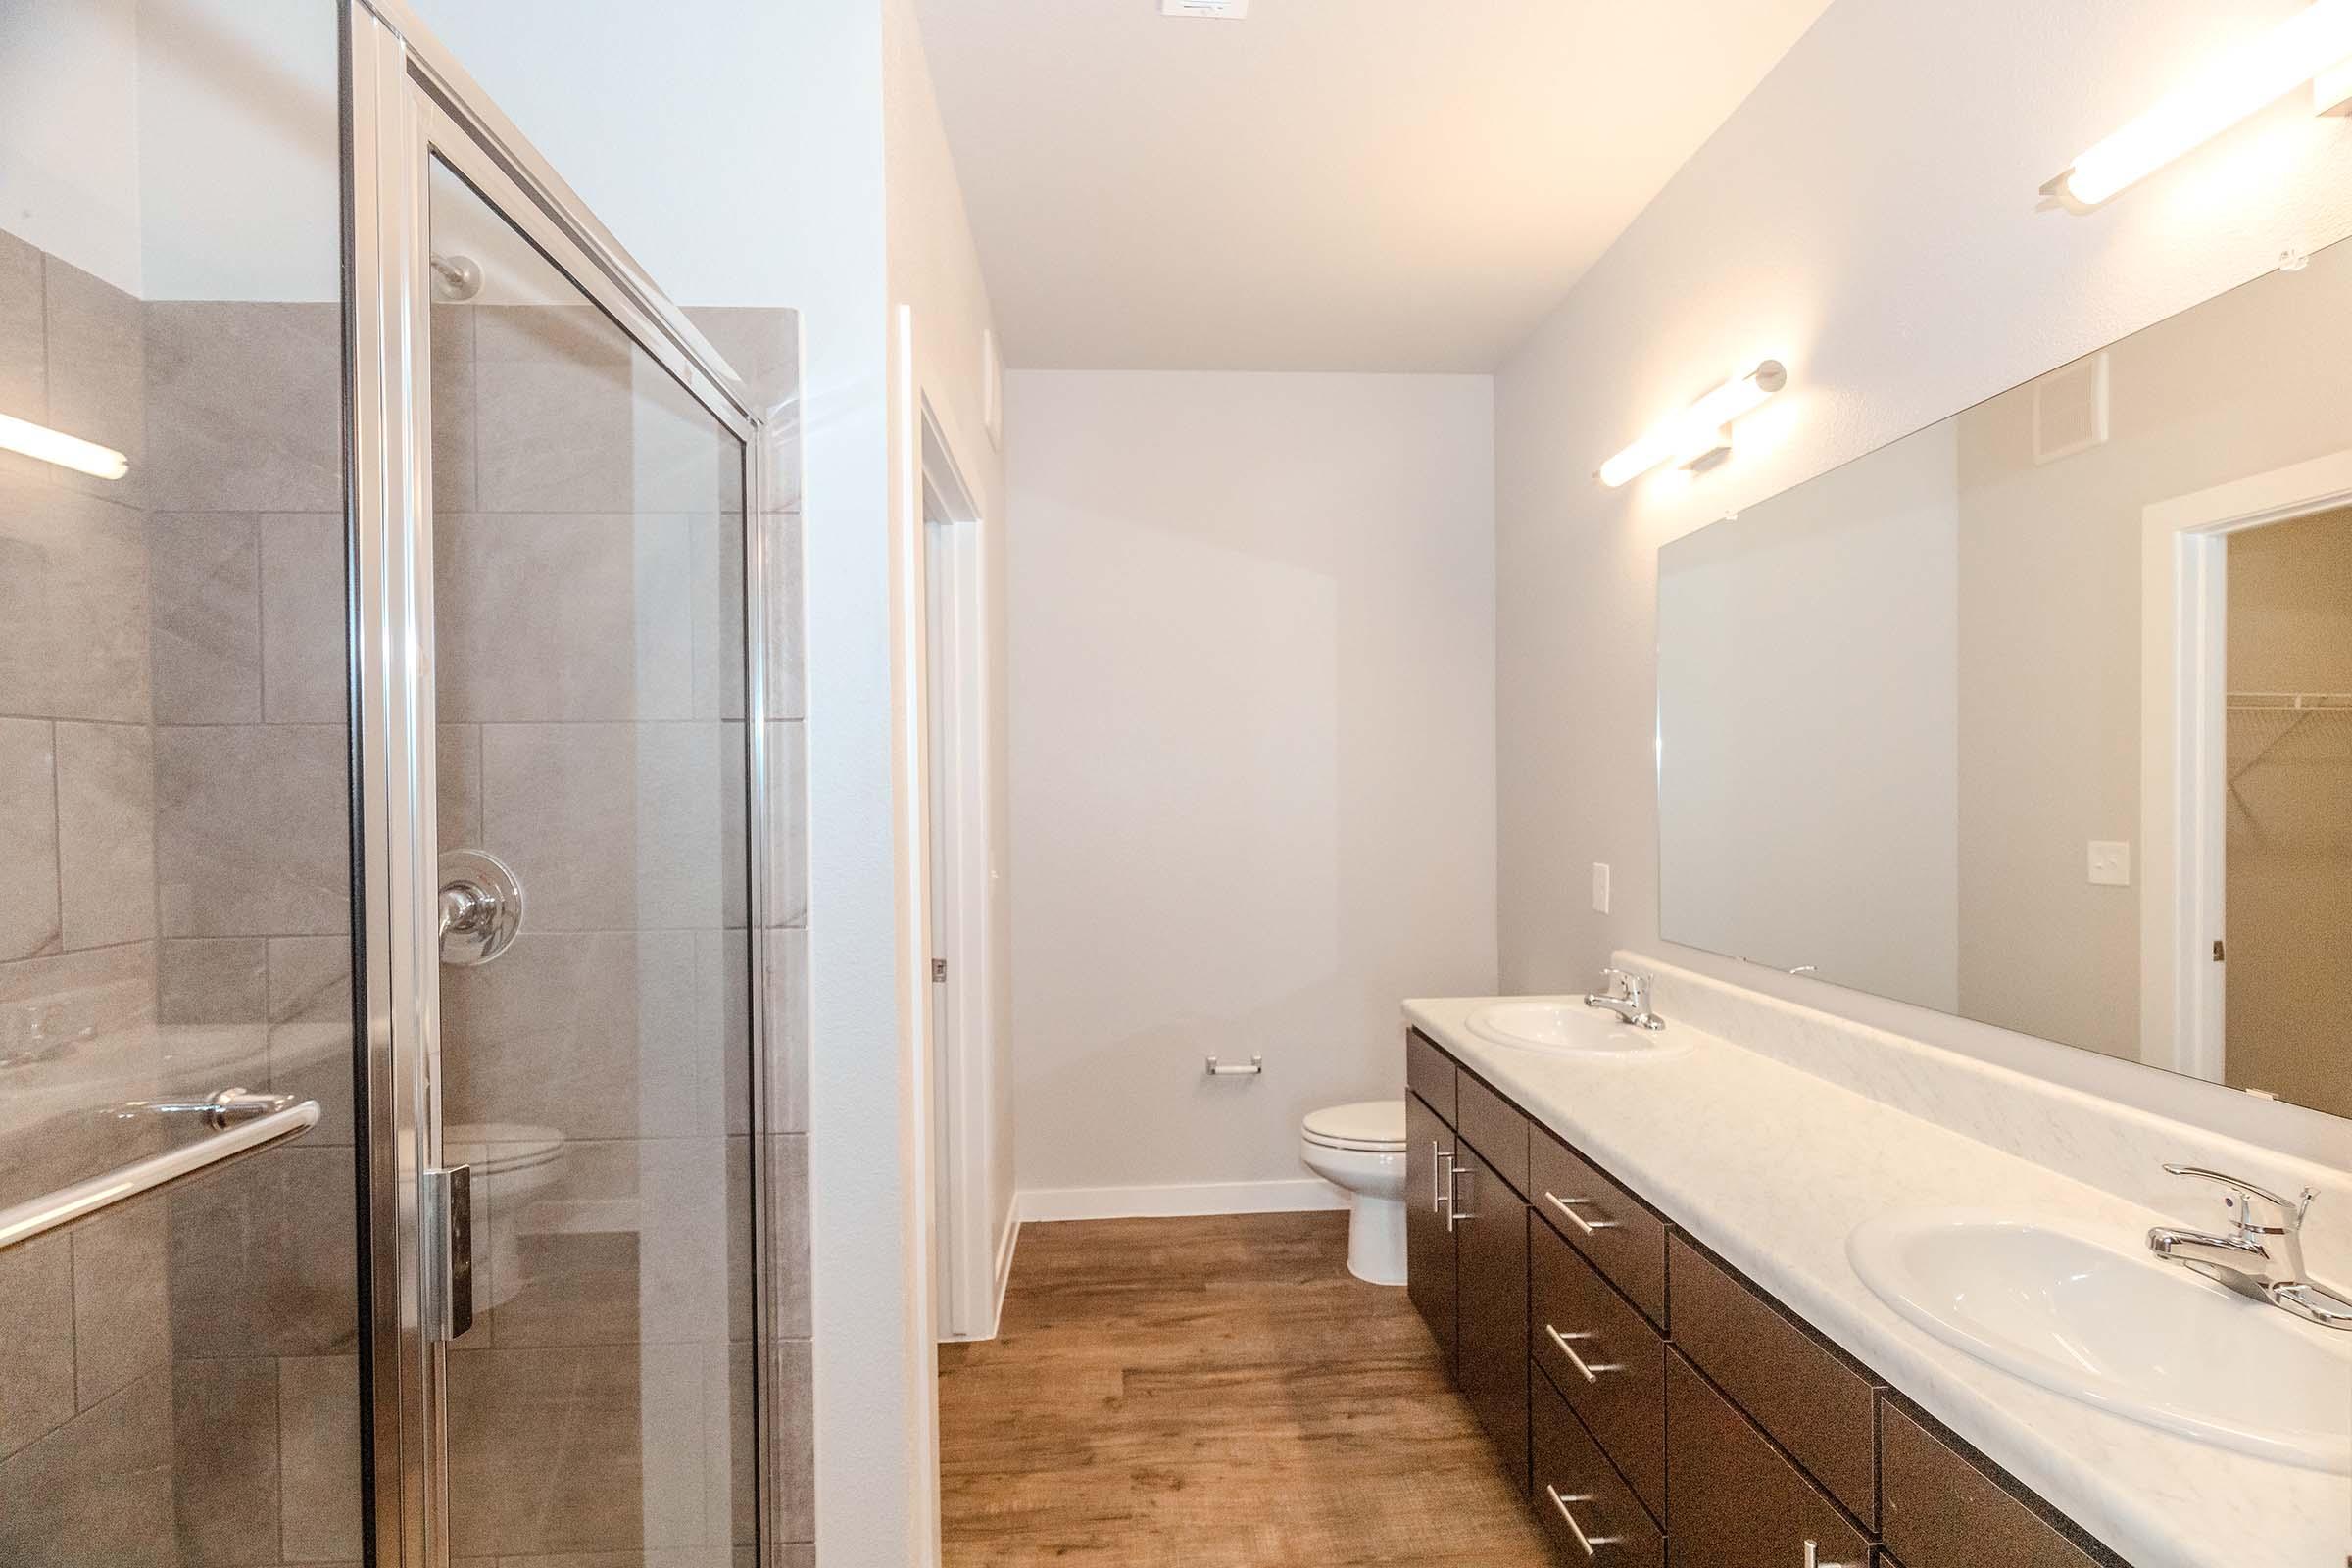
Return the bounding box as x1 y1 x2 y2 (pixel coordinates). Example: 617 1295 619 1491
1401 973 2352 1568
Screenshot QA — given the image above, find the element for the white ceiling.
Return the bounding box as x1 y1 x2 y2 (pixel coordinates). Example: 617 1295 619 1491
912 0 1835 372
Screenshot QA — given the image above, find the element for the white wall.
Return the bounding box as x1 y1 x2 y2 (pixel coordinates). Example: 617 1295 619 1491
0 0 341 302
1495 0 2352 1168
1658 421 1959 1012
1007 370 1496 1206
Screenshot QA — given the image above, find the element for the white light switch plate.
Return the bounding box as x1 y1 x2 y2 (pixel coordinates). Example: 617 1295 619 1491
1161 0 1248 15
1592 862 1611 914
2087 840 2132 887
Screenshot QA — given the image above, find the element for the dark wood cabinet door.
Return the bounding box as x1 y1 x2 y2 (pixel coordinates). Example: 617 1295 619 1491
1453 1142 1530 1494
1667 1350 1872 1568
1404 1090 1456 1374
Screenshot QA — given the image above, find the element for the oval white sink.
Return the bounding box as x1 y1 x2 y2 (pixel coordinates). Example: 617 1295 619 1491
1465 1001 1690 1058
1849 1208 2352 1472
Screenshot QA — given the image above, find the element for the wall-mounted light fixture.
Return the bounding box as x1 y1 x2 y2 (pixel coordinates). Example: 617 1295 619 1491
2043 0 2352 212
0 413 128 480
1597 359 1787 489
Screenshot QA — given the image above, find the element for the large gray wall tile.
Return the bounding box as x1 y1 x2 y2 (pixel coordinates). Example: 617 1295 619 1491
679 307 799 418
155 724 349 937
0 1371 175 1568
69 1195 170 1411
172 1357 279 1568
157 937 268 1025
0 1232 75 1458
145 302 341 514
631 357 742 515
436 512 694 723
260 512 348 722
475 306 634 514
269 935 355 1145
432 302 478 512
168 1146 358 1359
56 720 155 950
0 943 160 1205
0 716 61 959
445 1343 645 1557
277 1355 363 1563
479 722 723 931
439 722 483 846
0 486 151 722
441 931 701 1141
149 512 262 723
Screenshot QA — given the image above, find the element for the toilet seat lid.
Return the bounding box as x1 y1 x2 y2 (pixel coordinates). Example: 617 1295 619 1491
1302 1100 1406 1152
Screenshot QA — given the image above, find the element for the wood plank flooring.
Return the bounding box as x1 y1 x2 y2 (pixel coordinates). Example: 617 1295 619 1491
937 1211 1560 1566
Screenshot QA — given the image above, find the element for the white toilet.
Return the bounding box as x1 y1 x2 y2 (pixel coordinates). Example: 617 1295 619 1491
1299 1100 1409 1286
442 1122 569 1309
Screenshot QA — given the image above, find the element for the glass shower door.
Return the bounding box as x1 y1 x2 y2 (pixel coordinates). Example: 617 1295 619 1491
419 161 760 1562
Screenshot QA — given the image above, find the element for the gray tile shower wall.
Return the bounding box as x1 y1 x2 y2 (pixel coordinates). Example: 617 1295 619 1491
0 221 808 1565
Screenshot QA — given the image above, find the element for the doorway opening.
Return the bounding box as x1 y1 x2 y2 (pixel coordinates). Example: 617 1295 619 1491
920 401 998 1342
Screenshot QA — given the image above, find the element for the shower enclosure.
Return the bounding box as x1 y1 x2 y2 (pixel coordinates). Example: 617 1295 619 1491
0 3 808 1564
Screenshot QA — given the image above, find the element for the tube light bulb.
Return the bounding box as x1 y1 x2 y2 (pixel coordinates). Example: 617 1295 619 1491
1597 360 1787 489
0 413 128 480
2049 0 2352 210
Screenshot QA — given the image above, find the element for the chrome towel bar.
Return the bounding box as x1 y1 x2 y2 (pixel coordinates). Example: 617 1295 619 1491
0 1089 321 1252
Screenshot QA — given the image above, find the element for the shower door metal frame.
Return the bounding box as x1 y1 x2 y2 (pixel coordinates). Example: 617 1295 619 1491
344 4 783 1563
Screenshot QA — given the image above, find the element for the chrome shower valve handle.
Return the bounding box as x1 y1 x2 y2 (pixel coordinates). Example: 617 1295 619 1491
438 847 525 966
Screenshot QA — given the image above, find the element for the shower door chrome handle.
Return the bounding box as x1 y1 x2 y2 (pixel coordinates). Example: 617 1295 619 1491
423 1163 475 1342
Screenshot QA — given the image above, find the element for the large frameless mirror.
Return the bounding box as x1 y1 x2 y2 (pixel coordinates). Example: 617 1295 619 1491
1659 233 2352 1121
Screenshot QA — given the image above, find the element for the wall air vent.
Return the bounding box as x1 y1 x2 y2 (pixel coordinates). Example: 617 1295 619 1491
1161 0 1249 16
2032 352 2110 465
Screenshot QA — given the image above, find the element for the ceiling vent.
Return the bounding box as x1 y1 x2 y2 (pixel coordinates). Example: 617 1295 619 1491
2032 352 2110 465
1161 0 1249 16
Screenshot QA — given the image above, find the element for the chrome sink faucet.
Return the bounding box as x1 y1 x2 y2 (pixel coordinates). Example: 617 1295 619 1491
1583 967 1665 1031
2148 1164 2352 1330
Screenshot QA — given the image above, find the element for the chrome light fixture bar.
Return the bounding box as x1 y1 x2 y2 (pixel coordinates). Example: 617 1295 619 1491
1597 359 1787 489
2044 0 2352 212
0 411 128 479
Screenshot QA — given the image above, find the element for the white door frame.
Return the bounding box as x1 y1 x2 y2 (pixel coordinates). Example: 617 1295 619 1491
2138 447 2352 1080
917 393 998 1342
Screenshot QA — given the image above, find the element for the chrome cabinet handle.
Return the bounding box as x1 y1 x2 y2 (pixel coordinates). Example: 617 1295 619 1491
1543 1323 1624 1383
1433 1142 1454 1215
1448 1162 1474 1231
1544 1189 1622 1236
1803 1542 1855 1568
1545 1486 1621 1556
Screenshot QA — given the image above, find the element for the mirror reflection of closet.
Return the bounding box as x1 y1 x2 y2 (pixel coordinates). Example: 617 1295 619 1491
2224 508 2352 1116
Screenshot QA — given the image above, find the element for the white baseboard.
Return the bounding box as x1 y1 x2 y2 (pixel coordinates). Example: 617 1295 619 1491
1015 1177 1348 1224
989 1203 1020 1332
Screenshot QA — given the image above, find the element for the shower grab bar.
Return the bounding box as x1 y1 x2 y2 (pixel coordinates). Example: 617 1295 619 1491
0 1089 320 1252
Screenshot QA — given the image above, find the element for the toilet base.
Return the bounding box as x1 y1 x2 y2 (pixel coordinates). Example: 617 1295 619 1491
1344 1191 1408 1286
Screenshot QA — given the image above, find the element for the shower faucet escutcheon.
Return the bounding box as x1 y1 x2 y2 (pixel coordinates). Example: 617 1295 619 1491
438 847 525 967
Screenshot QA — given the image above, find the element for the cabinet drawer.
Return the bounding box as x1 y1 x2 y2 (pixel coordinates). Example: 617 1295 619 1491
1406 1028 1456 1125
1667 1351 1872 1568
1881 1399 2105 1568
1668 1235 1881 1525
1530 1131 1668 1326
1531 1218 1665 1522
1455 1070 1529 1198
1533 1369 1665 1568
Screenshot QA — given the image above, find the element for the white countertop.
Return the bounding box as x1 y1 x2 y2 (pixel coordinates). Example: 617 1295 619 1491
1403 993 2352 1568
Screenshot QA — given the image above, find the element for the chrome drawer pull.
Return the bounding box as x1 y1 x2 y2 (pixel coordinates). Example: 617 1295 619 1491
1448 1162 1474 1230
1434 1143 1454 1214
1543 1323 1624 1382
1802 1543 1855 1568
1545 1486 1622 1556
1544 1190 1622 1236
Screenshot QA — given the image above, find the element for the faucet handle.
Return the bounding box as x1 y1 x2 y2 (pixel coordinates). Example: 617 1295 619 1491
2162 1164 2315 1233
1596 966 1634 997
